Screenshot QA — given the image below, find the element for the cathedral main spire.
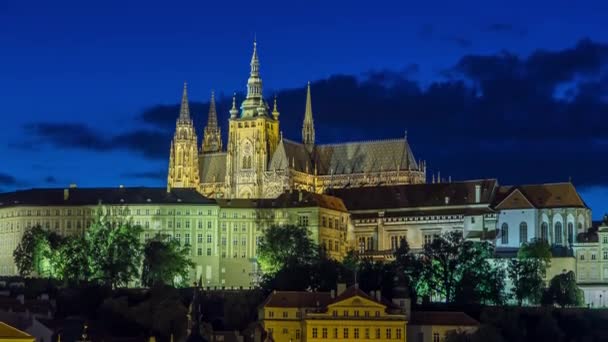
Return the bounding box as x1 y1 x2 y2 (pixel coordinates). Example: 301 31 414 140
240 39 268 117
201 90 222 153
302 82 315 151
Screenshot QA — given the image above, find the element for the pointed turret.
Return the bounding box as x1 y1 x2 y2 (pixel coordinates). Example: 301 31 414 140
201 90 222 153
272 95 280 120
230 92 239 118
302 82 315 151
179 82 191 123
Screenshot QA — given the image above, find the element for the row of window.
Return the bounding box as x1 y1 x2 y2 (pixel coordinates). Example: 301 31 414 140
500 221 578 245
0 208 215 218
311 327 402 339
579 250 608 261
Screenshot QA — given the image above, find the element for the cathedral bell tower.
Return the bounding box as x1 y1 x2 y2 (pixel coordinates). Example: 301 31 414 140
167 83 200 191
225 40 280 198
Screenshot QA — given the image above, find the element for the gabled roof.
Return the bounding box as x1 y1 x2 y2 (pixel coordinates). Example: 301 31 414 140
217 190 347 212
314 138 418 175
329 286 386 307
261 291 333 308
0 187 215 208
0 321 34 340
493 183 587 209
329 179 497 211
409 311 479 326
268 138 419 176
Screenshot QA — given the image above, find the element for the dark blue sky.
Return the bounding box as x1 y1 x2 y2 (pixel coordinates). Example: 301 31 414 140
1 0 607 218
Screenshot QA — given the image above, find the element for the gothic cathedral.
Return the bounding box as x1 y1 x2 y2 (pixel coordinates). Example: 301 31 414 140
168 41 427 198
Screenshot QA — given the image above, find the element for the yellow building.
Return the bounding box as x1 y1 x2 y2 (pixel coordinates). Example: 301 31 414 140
0 186 349 289
406 311 479 342
0 322 35 342
259 285 408 342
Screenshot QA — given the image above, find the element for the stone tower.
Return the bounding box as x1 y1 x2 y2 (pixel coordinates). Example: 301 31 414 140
167 83 200 191
302 82 316 152
201 91 223 153
225 40 280 198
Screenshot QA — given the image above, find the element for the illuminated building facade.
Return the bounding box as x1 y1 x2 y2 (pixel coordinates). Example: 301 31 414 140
167 41 426 199
259 285 408 342
0 187 349 288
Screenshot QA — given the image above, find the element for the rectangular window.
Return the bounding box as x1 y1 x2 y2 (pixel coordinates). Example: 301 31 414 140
176 221 181 229
333 328 338 338
312 328 317 338
207 248 211 256
332 310 337 317
386 328 391 339
354 328 359 339
221 237 226 246
365 328 370 339
396 328 402 339
207 234 212 243
343 310 349 317
298 215 309 227
604 251 608 260
198 234 203 243
184 233 190 245
322 328 327 338
295 330 300 339
282 328 288 335
592 254 597 260
175 233 181 243
375 328 381 339
433 332 440 342
242 237 247 246
198 221 203 229
282 311 288 318
197 248 202 256
207 221 212 229
343 328 348 339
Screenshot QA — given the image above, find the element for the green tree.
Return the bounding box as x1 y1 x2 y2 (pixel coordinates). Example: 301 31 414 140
257 224 318 275
86 208 144 288
455 241 508 305
543 271 584 307
55 236 91 285
13 225 63 277
508 239 552 305
141 236 194 287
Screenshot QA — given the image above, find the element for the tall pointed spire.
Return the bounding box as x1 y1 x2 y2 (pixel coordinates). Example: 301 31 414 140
250 38 260 77
230 92 238 118
302 81 315 151
240 39 268 117
202 90 222 153
272 95 280 119
179 82 190 122
207 90 218 129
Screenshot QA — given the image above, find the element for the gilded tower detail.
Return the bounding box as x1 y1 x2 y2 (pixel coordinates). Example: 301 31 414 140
167 83 200 191
167 40 427 199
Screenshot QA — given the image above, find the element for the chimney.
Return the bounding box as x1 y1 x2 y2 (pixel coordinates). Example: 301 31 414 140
475 185 481 203
63 188 69 201
337 283 347 296
330 289 335 299
375 290 381 302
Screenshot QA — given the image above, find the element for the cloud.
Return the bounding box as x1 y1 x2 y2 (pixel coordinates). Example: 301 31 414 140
23 123 170 160
485 23 527 36
18 39 608 190
44 176 57 184
0 173 17 186
122 171 166 181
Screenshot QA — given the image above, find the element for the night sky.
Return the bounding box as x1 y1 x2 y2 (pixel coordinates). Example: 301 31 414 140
1 0 607 218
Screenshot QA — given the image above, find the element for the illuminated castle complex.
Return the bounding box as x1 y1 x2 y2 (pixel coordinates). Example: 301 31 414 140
167 41 426 199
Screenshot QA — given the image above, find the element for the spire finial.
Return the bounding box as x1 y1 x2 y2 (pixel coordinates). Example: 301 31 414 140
302 82 315 150
230 92 238 118
179 82 190 121
272 94 280 119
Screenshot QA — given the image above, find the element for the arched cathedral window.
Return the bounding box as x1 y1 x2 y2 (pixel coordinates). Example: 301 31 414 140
501 223 509 244
519 222 527 244
554 222 563 245
567 223 574 244
541 222 548 242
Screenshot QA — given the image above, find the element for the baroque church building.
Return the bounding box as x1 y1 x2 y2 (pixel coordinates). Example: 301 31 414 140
167 41 427 198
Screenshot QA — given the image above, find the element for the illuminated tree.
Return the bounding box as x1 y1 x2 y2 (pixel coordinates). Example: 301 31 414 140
141 236 194 287
86 208 143 288
257 224 317 275
543 271 584 307
508 238 552 305
55 236 91 284
13 225 63 277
